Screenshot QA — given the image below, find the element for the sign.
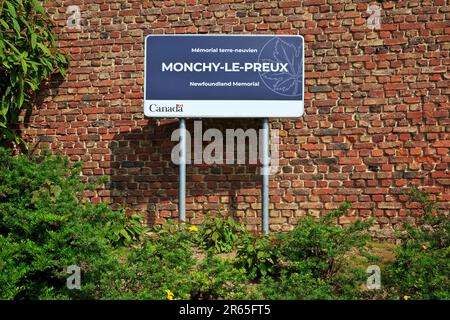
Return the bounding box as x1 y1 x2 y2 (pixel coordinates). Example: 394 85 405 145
144 35 304 118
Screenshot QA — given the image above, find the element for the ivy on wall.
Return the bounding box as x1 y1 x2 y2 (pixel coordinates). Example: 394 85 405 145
0 0 68 147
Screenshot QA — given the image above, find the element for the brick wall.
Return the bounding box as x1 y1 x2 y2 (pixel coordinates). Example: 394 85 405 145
24 0 450 238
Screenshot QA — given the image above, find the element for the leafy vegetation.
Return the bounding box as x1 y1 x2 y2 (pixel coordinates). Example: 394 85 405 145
258 203 373 299
107 213 147 247
189 256 251 300
0 147 128 299
198 212 246 254
99 226 196 300
235 235 279 280
279 203 372 279
0 0 68 146
0 148 448 300
384 186 450 300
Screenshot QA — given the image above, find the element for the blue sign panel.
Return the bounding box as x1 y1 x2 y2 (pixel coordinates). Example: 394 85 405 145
144 35 304 118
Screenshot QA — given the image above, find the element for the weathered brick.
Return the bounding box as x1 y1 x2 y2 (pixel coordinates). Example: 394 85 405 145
20 0 449 236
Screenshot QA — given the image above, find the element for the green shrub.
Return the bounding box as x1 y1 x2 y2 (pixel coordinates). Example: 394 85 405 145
99 224 254 300
189 256 252 300
279 203 371 278
260 271 335 300
99 225 196 300
0 0 68 146
262 203 372 299
198 212 247 254
3 147 447 300
235 235 279 280
0 148 130 299
385 186 450 300
0 148 250 300
106 213 147 247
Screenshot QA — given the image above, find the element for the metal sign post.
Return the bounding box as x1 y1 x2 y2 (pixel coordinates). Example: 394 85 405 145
262 118 270 235
179 118 186 223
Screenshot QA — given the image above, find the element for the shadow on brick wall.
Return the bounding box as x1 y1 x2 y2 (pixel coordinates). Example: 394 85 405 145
109 118 265 230
21 73 67 152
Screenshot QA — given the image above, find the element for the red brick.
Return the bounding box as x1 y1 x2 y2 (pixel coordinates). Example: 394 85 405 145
19 0 449 236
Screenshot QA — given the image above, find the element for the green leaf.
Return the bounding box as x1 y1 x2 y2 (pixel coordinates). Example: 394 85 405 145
57 53 68 64
31 33 37 50
19 57 27 74
3 39 20 54
11 19 20 36
6 2 17 18
37 42 51 56
119 229 131 241
0 19 9 29
33 0 45 14
17 90 24 108
26 80 38 90
58 66 66 77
